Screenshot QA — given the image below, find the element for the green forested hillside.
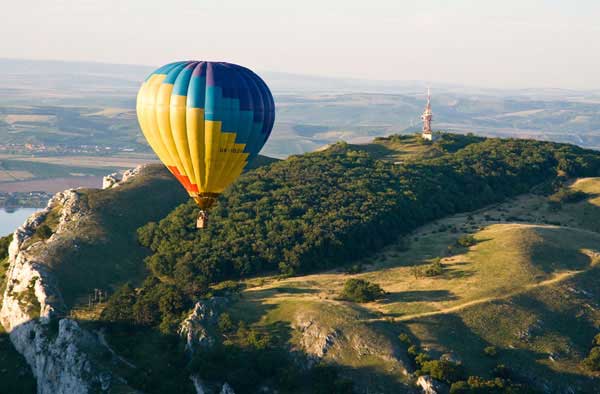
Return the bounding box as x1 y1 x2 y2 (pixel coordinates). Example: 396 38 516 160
4 133 598 394
94 135 600 393
136 136 600 300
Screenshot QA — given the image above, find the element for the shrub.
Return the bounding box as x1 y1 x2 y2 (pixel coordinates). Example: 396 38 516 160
456 235 477 247
0 234 12 261
101 283 136 323
410 265 422 279
593 333 600 346
449 381 470 394
218 313 236 334
36 224 53 240
212 280 244 296
492 364 510 379
414 352 431 366
583 347 600 371
408 345 419 356
483 346 498 358
398 333 412 345
344 264 364 275
423 259 444 277
450 376 529 394
419 359 464 383
236 323 271 350
339 279 385 303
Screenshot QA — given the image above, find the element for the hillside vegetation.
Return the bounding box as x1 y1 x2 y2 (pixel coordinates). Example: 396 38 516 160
226 176 600 393
136 135 600 297
93 134 600 393
4 134 600 393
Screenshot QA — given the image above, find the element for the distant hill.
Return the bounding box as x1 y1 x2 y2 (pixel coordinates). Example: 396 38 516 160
3 58 600 160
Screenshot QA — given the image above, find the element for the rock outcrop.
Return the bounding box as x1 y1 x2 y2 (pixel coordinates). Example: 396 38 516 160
102 166 141 189
293 317 339 360
292 310 409 373
0 180 139 393
191 375 207 394
182 298 235 394
220 383 236 394
416 375 448 394
179 297 228 353
1 190 81 332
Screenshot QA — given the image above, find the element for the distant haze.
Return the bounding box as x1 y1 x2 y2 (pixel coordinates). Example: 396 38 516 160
2 1 600 90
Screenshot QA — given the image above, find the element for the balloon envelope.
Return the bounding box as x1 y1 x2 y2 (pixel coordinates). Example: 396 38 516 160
136 61 275 213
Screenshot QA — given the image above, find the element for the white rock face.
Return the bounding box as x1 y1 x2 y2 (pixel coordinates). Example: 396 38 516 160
181 298 239 394
179 297 227 353
220 383 236 394
0 192 76 332
101 173 119 190
293 318 338 359
0 187 131 393
102 166 142 190
416 375 447 394
191 374 207 394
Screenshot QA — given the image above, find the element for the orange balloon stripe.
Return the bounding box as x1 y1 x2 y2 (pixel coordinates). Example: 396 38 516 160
168 165 199 193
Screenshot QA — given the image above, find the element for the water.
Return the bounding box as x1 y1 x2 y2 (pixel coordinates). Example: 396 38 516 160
0 208 40 237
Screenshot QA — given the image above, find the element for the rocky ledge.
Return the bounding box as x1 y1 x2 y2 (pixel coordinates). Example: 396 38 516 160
0 186 131 393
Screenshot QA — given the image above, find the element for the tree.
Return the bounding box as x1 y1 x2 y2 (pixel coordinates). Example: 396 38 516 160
419 360 465 383
456 235 477 247
410 265 422 280
36 224 53 240
132 293 160 326
101 283 136 323
423 259 444 277
218 313 236 334
0 234 12 263
339 279 385 303
157 286 185 317
484 346 498 358
583 347 600 371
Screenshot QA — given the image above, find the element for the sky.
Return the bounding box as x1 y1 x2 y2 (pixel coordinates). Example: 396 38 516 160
2 0 600 89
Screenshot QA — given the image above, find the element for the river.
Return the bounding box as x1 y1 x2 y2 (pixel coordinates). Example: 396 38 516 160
0 208 40 237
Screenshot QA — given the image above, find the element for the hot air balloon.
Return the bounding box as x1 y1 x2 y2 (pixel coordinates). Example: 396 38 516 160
136 61 275 228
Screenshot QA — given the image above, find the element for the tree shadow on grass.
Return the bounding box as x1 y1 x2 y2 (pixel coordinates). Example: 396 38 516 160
442 265 476 280
273 286 320 295
383 289 458 304
400 298 599 393
572 197 600 234
529 226 600 274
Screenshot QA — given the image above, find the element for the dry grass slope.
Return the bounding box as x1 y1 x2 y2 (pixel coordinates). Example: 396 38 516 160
230 177 600 391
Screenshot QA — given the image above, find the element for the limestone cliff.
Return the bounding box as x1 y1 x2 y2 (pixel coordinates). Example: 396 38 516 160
102 166 142 190
0 190 132 393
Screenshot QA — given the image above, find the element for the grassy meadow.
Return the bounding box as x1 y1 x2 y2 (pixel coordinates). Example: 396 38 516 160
226 177 600 390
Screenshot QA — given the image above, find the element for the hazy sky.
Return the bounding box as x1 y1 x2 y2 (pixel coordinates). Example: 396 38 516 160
3 0 599 89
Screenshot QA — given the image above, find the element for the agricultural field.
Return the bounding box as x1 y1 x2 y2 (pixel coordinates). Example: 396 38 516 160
0 155 156 193
2 58 600 161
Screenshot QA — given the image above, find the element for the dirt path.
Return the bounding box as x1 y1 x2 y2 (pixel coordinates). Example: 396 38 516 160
388 270 580 322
